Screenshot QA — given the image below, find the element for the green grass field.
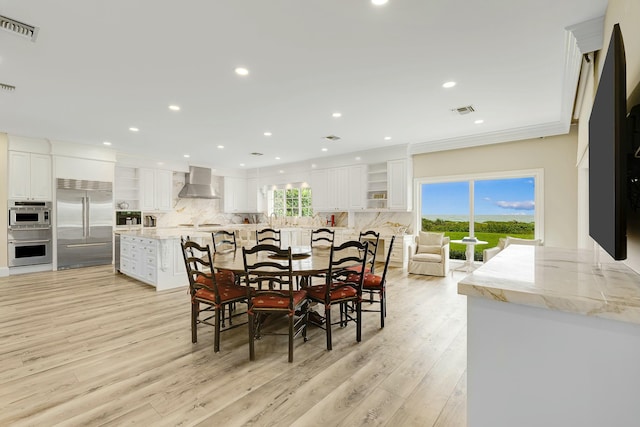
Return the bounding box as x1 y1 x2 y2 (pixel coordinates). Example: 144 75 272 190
445 231 534 261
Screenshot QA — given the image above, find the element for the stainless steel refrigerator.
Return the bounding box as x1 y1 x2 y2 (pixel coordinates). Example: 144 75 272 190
56 179 113 269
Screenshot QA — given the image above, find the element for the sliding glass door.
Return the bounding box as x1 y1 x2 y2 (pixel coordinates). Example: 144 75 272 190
419 172 539 261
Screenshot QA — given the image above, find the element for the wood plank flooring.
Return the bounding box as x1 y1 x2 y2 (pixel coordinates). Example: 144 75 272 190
0 265 468 426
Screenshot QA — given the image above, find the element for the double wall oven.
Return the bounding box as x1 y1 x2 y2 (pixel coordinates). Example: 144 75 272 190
8 201 53 267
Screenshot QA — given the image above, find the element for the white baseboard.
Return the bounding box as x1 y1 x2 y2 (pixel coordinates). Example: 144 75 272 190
0 267 9 277
8 264 53 275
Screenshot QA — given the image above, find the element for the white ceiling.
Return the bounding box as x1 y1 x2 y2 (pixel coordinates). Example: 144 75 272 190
0 0 608 170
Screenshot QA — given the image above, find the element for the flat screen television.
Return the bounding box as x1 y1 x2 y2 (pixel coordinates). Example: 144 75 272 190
589 23 627 260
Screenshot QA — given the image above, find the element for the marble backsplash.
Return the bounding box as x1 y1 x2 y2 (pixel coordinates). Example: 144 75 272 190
153 172 414 234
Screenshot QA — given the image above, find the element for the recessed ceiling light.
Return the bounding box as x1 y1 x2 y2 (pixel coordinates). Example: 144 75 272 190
332 112 342 118
103 141 111 146
183 154 190 158
442 81 456 88
474 119 485 124
168 105 180 111
279 170 284 174
129 127 139 132
217 145 224 149
311 164 317 168
321 148 328 152
157 162 164 166
372 0 388 5
275 156 281 160
384 136 392 141
235 67 249 76
355 156 361 161
240 163 245 167
264 132 272 136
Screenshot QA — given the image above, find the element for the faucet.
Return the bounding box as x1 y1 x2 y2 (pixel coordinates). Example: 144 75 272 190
269 212 278 227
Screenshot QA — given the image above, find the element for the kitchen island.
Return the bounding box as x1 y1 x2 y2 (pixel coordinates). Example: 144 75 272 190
458 245 640 427
116 225 412 290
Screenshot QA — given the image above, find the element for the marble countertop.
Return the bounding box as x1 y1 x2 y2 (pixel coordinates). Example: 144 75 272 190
458 245 640 325
115 225 409 240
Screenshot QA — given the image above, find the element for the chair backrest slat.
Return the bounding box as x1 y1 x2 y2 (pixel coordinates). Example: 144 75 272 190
242 244 294 300
358 230 380 274
310 228 335 248
212 230 237 253
256 228 281 247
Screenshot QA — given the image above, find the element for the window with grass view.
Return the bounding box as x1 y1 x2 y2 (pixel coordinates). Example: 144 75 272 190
421 176 536 261
272 188 313 217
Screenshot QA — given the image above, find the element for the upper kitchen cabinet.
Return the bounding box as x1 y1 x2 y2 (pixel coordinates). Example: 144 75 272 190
9 151 52 201
224 176 248 213
387 159 412 211
139 168 173 212
246 178 264 213
310 169 329 211
348 165 367 210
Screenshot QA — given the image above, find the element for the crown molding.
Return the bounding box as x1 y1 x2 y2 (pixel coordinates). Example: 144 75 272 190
409 24 587 156
565 16 605 54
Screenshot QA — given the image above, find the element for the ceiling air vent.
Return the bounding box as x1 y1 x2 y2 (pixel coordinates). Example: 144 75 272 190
250 152 264 156
323 135 341 141
452 105 475 115
0 82 16 92
0 15 39 41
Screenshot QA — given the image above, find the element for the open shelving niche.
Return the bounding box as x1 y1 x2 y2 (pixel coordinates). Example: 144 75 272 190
367 162 387 209
114 166 140 210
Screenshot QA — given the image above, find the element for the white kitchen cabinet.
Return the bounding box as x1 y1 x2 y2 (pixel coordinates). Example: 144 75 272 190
387 159 411 211
139 168 172 212
310 169 329 211
119 235 186 290
224 176 248 213
246 178 261 213
386 234 413 269
8 151 52 201
348 165 367 210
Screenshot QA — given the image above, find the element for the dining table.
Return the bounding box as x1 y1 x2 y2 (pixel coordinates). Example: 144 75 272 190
213 245 360 287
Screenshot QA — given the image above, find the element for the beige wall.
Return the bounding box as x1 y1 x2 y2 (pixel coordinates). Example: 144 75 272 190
412 127 579 248
0 133 8 272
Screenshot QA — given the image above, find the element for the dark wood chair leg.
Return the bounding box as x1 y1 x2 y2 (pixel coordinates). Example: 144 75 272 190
249 311 255 361
380 291 385 328
356 300 362 342
191 301 198 343
326 306 332 351
288 315 294 363
214 306 221 352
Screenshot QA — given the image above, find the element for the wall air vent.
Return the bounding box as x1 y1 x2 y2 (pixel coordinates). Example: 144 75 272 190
323 135 341 141
452 105 475 115
0 82 16 92
0 15 39 41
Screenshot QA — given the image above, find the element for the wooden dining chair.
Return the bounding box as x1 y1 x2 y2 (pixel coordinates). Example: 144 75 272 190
212 230 237 254
242 244 309 362
180 237 248 352
310 228 335 248
306 240 368 350
348 235 394 328
358 230 380 274
255 228 281 247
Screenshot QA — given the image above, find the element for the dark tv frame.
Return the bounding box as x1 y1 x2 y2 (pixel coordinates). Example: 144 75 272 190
589 23 627 260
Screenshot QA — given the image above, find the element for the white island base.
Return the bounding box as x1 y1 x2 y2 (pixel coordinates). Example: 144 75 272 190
459 246 640 427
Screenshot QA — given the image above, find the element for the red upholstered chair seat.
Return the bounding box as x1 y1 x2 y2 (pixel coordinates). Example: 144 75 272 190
346 265 371 274
195 271 236 287
252 290 307 309
194 284 246 303
361 273 382 289
306 283 357 301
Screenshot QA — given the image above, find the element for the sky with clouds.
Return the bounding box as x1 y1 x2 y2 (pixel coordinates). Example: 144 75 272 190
421 177 535 216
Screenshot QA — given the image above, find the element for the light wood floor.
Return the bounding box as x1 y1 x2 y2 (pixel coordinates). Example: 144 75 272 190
0 265 468 426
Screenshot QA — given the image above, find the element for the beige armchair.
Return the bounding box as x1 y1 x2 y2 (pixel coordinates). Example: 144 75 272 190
483 236 542 262
408 231 450 277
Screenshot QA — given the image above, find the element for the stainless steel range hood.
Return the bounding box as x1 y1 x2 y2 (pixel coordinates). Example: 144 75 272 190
178 166 219 199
